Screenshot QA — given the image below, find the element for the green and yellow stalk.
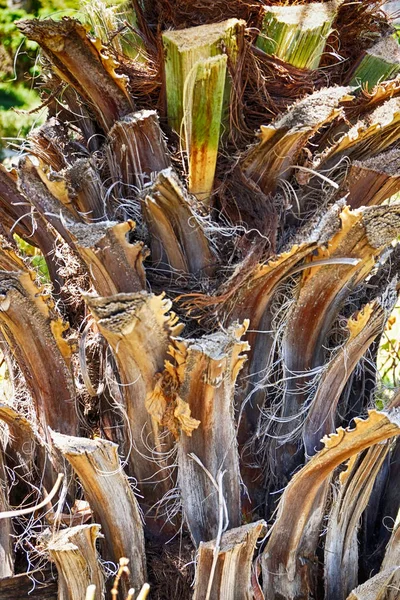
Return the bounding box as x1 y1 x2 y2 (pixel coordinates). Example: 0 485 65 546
83 0 146 61
163 19 244 204
256 2 341 70
183 54 227 203
162 18 243 134
348 35 400 90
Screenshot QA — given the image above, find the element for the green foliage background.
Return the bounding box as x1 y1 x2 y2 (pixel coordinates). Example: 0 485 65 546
0 0 79 157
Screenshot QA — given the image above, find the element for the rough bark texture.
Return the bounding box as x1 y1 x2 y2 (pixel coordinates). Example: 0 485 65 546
193 520 266 600
50 432 146 593
17 18 133 131
0 4 399 600
47 524 104 600
175 322 249 544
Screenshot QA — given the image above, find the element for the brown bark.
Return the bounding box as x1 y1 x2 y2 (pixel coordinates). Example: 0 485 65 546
18 156 79 245
47 524 104 600
303 301 386 457
338 149 400 209
35 158 107 224
242 87 353 194
17 18 134 132
262 409 400 600
0 271 77 439
70 220 147 296
50 432 146 593
193 520 266 600
106 110 171 196
143 169 215 277
85 291 182 513
0 401 38 473
271 205 400 491
174 322 249 544
325 443 390 600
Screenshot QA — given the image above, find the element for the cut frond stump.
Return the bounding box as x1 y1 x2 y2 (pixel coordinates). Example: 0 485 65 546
303 302 386 458
262 409 400 600
337 148 400 208
163 19 243 133
272 204 400 491
325 443 390 600
0 271 77 439
85 291 183 513
83 0 146 61
348 35 400 90
143 168 214 276
193 520 266 600
70 220 147 296
106 110 171 195
0 402 38 474
346 567 400 600
17 18 133 131
183 54 227 203
256 2 342 70
163 19 244 203
316 97 400 171
242 86 354 195
47 524 105 600
173 321 249 545
59 159 107 223
50 432 146 593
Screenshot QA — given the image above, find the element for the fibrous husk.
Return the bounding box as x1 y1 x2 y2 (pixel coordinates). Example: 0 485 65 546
50 432 146 594
262 409 400 600
171 321 249 544
17 17 133 132
46 524 105 600
193 520 266 600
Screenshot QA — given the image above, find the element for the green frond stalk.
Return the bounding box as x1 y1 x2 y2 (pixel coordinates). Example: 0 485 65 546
162 18 243 134
348 36 400 90
83 0 146 61
183 54 227 203
256 2 341 70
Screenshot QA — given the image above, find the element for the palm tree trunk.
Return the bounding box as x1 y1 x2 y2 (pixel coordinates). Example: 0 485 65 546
0 2 400 599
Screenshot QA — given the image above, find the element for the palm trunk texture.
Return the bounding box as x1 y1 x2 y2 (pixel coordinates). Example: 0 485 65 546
0 1 400 599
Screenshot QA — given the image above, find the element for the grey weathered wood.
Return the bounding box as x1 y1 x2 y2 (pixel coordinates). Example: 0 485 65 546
51 431 146 594
175 322 249 545
193 520 266 600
